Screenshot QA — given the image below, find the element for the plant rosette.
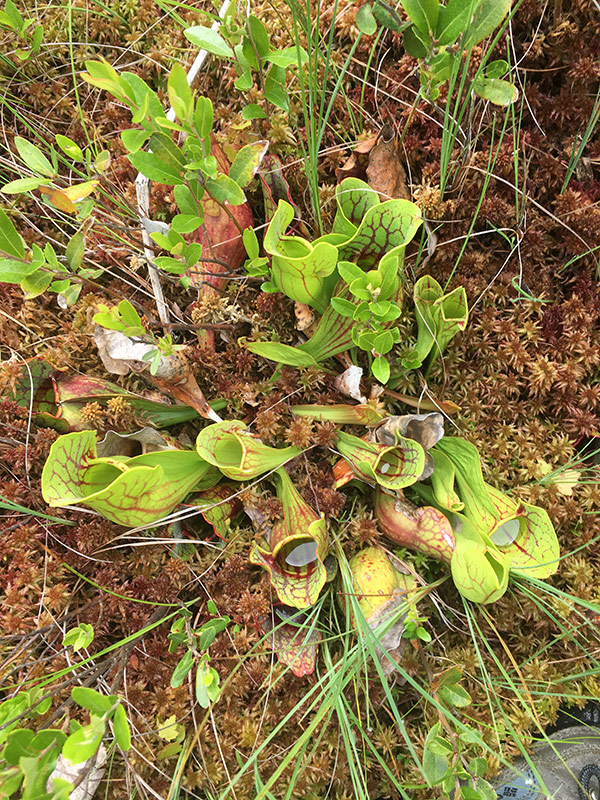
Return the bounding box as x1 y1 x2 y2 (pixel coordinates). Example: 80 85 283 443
333 430 425 491
262 178 422 309
195 420 302 481
433 437 560 579
247 178 423 377
41 430 220 527
249 468 329 609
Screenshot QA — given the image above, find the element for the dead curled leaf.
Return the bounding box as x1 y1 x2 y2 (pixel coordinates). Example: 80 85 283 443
364 555 419 678
382 388 461 416
374 412 445 480
294 302 315 332
94 327 221 421
96 428 176 458
334 365 367 403
336 135 378 183
337 125 409 201
365 590 410 678
366 125 410 202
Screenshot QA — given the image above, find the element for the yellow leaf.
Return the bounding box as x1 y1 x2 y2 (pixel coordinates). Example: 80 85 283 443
158 714 184 742
536 459 552 477
552 468 581 496
63 180 100 202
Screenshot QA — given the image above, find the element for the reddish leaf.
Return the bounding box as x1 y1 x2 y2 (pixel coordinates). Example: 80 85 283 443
375 490 455 564
265 619 320 677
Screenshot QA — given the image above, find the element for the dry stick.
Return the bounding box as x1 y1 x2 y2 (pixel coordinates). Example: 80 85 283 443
134 0 232 330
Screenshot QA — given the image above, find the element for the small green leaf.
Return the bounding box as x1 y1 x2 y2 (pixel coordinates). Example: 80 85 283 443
263 46 309 68
2 177 50 193
243 227 259 260
168 63 193 122
436 0 483 45
242 338 320 367
171 214 203 233
337 260 365 284
437 682 472 707
128 151 184 185
55 134 84 162
121 129 151 153
184 25 233 59
373 2 403 32
63 622 95 651
20 268 52 298
330 296 357 318
195 664 210 707
371 355 390 384
62 715 105 764
2 729 35 765
112 703 131 751
247 15 270 58
0 0 24 32
468 756 488 777
154 256 186 274
71 687 114 716
235 67 254 91
204 173 246 205
403 23 429 57
242 103 267 120
148 132 185 170
241 36 259 69
229 141 269 188
463 0 511 47
373 329 394 354
422 723 450 786
59 283 82 306
65 231 84 269
94 150 111 172
0 258 38 283
356 4 377 34
51 278 70 293
400 0 439 35
171 650 194 688
0 208 25 257
486 58 508 78
473 76 518 106
174 183 200 216
116 298 144 329
264 70 289 110
194 95 214 139
14 136 55 177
